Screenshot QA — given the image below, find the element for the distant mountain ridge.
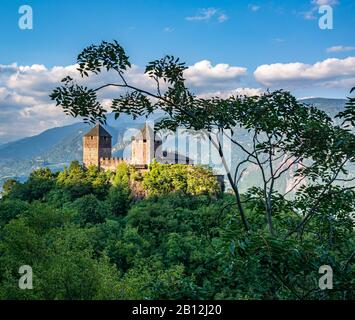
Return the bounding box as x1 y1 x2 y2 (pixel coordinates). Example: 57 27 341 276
0 98 347 190
0 123 87 162
299 98 347 118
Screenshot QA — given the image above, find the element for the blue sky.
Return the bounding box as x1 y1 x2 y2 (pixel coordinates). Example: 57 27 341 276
0 0 354 67
0 0 354 142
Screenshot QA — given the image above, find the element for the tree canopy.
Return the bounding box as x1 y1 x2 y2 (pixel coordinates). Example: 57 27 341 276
0 163 353 299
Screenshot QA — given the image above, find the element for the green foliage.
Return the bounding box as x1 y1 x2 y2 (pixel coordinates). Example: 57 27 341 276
5 168 56 202
77 40 131 76
112 162 140 188
0 164 354 300
0 199 29 227
57 161 111 200
2 179 18 196
0 219 121 300
106 186 132 216
143 161 221 196
336 87 355 127
116 260 189 299
50 76 106 124
70 194 110 226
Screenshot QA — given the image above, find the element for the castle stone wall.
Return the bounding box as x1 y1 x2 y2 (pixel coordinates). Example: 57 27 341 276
83 136 99 167
131 140 151 165
99 157 125 171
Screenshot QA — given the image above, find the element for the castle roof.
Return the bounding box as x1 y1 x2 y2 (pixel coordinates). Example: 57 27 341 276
84 124 112 138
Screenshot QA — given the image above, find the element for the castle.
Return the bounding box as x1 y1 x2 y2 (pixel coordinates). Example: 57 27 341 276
83 123 225 190
83 123 192 170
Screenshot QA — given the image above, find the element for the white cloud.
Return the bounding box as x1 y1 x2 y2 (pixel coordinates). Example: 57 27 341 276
185 60 247 88
311 0 338 5
326 45 355 53
186 8 228 23
0 63 146 142
0 86 74 142
254 57 355 87
0 59 248 142
322 77 355 89
186 8 217 21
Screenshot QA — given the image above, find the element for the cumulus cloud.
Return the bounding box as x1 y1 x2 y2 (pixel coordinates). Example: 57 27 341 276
254 57 355 87
0 65 78 142
0 87 73 143
0 63 155 142
0 59 248 142
326 45 355 53
184 60 247 89
186 8 228 23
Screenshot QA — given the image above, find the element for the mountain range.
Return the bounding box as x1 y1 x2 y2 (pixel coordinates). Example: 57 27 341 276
0 98 347 191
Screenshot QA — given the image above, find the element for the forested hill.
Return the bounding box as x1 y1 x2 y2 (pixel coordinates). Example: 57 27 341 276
0 161 353 299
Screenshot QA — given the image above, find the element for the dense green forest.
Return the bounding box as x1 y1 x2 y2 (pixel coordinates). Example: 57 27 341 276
0 160 353 299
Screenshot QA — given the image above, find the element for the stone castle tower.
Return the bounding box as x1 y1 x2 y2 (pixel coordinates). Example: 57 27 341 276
83 124 124 170
130 123 162 166
83 124 112 167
